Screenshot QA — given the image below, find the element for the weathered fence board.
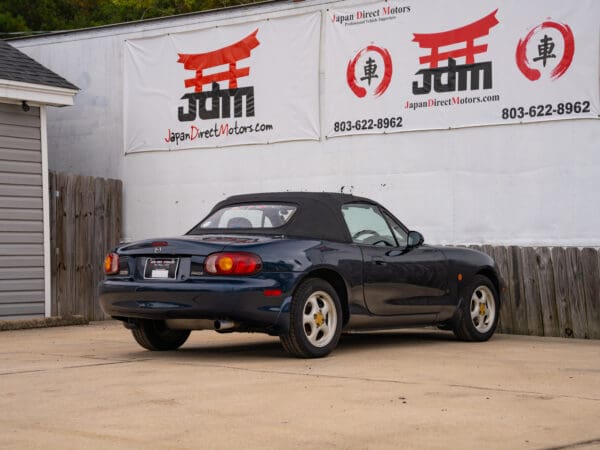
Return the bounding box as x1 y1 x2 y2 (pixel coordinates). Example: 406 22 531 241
492 246 514 334
581 248 600 339
551 247 573 337
49 172 121 321
535 247 559 337
510 246 529 335
92 177 106 321
566 247 589 339
521 247 544 336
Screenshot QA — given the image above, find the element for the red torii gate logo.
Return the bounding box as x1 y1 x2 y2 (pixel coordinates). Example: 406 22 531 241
412 10 499 95
176 29 260 121
177 29 260 92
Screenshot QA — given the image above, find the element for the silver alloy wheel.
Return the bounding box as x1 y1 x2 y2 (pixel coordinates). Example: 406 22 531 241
469 285 496 333
302 290 338 348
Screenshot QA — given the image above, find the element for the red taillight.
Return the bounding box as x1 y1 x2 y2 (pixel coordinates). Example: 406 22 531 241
204 252 262 275
104 252 119 275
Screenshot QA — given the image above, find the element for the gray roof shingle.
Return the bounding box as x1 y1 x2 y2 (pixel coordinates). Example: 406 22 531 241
0 40 78 90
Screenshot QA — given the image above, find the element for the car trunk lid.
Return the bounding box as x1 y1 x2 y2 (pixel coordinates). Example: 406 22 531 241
115 234 280 281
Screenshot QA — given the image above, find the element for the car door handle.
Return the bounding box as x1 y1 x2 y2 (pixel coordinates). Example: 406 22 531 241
373 258 387 265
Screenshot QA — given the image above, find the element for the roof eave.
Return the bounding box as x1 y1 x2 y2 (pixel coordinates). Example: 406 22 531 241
0 79 78 106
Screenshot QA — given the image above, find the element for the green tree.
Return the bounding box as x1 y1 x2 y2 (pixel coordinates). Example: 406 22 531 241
0 11 29 35
0 0 262 36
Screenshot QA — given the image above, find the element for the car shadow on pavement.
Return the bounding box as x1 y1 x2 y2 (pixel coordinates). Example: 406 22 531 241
331 329 469 358
337 329 459 353
126 328 460 361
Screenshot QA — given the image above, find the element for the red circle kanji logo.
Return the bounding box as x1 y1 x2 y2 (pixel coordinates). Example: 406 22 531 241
516 21 575 81
346 45 393 98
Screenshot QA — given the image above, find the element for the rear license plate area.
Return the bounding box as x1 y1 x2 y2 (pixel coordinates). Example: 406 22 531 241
144 258 179 280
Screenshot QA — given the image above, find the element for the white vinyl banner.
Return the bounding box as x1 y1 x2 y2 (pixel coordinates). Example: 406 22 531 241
124 13 320 153
325 0 600 137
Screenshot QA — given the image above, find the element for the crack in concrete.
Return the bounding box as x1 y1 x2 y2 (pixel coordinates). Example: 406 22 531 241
445 382 600 403
539 438 600 450
0 359 149 376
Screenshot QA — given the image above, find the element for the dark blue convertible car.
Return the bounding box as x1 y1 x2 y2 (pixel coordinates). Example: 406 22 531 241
99 192 502 358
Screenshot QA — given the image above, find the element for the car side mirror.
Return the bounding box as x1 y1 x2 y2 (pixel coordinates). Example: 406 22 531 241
407 230 424 248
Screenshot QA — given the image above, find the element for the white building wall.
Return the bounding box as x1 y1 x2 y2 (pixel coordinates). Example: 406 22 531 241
13 0 600 247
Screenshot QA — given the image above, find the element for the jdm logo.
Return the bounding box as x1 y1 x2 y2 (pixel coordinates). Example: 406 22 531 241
346 45 393 98
516 20 575 81
177 30 260 121
411 10 499 95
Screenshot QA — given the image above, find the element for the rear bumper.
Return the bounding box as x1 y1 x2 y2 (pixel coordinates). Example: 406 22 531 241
99 272 300 333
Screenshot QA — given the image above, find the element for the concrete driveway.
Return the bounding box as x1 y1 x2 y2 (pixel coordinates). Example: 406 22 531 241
1 321 599 450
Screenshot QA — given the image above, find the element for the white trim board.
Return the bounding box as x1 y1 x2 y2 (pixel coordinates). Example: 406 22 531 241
0 79 77 106
40 106 52 317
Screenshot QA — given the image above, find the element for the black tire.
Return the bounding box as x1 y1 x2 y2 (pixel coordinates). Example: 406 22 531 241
453 275 500 342
132 320 190 351
280 278 342 358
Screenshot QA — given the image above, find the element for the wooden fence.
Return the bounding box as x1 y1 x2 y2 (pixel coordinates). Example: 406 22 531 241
468 245 600 339
49 172 122 320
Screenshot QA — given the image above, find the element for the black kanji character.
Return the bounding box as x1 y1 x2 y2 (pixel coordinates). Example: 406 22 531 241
533 34 556 67
360 57 379 85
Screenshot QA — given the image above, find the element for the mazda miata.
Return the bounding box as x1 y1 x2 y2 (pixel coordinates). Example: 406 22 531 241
99 192 502 358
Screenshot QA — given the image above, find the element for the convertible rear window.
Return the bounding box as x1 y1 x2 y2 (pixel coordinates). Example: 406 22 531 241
194 204 297 230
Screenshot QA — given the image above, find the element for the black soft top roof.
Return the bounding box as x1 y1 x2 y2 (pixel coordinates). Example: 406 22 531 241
189 192 379 243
